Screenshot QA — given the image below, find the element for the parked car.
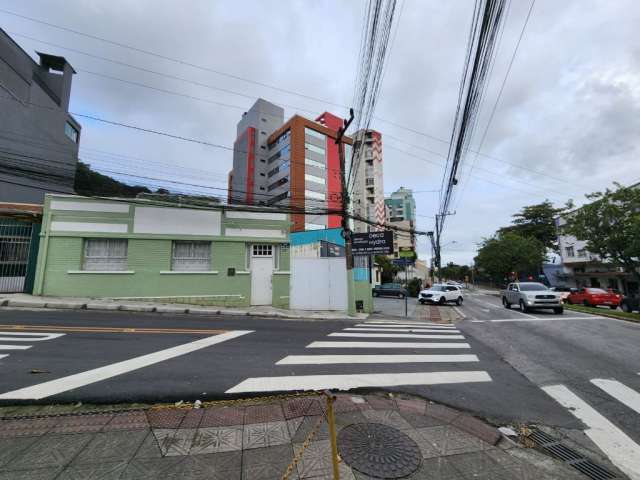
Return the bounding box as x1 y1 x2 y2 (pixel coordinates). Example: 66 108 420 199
501 282 563 314
565 287 621 309
372 283 407 299
446 281 465 289
419 284 463 305
620 295 640 313
550 286 572 303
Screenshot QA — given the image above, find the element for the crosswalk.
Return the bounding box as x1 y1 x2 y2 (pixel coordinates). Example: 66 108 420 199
226 319 492 394
542 380 640 480
0 331 65 362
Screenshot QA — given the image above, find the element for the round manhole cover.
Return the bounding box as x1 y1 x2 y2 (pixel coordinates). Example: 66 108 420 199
338 423 421 478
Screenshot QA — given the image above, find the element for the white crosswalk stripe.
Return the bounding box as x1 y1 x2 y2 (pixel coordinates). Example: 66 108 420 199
328 332 466 340
345 327 461 333
227 319 491 394
0 331 65 363
543 383 640 480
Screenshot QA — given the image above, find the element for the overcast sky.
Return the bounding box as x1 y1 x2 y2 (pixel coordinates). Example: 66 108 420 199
2 0 639 265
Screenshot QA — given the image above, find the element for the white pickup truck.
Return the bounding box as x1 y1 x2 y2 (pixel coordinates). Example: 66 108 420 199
501 282 563 314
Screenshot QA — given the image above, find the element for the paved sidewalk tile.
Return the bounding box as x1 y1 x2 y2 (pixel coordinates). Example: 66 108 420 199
0 436 39 468
417 425 493 457
0 467 62 480
452 413 501 445
179 451 241 480
243 421 291 449
156 428 197 456
189 426 243 454
133 431 163 459
291 415 329 443
119 456 186 480
364 394 396 410
447 451 512 480
57 461 128 480
146 409 186 429
362 409 413 430
400 411 446 428
200 406 244 427
104 411 149 431
294 440 355 480
5 433 95 470
244 403 285 424
0 416 59 438
49 413 113 434
242 444 296 480
72 429 148 464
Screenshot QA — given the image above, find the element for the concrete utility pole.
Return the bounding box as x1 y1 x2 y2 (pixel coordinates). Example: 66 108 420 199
337 109 355 312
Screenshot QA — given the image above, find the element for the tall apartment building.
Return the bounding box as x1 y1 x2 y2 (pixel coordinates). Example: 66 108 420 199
384 187 417 256
229 99 352 232
0 29 81 203
349 129 385 233
228 99 285 205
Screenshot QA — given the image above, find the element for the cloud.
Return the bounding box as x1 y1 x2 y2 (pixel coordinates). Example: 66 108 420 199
2 0 639 265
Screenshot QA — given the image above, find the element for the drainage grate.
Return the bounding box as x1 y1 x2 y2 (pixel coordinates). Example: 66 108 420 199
527 428 619 480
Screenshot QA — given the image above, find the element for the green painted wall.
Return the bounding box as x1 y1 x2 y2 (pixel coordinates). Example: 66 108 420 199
354 280 374 313
272 274 290 308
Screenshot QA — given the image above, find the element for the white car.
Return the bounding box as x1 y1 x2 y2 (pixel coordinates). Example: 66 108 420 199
418 284 464 306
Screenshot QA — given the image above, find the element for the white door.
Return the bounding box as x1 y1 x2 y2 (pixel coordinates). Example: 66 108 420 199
250 244 274 306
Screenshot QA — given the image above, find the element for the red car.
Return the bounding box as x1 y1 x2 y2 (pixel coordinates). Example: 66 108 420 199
566 287 621 309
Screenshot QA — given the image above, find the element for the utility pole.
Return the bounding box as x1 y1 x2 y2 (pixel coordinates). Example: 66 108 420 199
337 109 355 312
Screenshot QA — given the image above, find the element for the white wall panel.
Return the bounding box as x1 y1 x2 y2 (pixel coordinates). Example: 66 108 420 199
51 222 128 233
133 207 221 235
290 257 347 311
225 228 285 239
225 211 286 221
50 200 130 213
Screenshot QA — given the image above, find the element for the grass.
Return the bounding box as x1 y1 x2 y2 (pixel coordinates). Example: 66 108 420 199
564 303 640 323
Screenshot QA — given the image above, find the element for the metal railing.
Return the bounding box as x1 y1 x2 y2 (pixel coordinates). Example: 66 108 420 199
0 221 33 293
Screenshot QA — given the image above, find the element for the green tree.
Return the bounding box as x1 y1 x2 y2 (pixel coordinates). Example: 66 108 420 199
439 262 471 281
74 162 151 197
374 255 400 283
474 233 546 283
563 183 640 282
499 200 571 253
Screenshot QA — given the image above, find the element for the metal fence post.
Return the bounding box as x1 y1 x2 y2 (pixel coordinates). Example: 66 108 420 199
324 391 340 480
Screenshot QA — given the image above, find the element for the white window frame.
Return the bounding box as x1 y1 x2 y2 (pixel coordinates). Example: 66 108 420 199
305 157 326 170
305 142 325 155
305 173 326 185
305 128 326 141
305 190 326 201
252 244 273 257
171 240 212 271
83 238 128 271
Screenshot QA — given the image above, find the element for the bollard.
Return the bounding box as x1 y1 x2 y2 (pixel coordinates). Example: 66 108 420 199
324 391 340 480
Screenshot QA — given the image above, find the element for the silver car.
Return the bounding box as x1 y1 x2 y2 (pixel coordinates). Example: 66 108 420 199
501 282 563 314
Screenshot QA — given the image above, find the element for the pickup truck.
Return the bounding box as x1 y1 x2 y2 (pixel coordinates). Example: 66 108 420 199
502 282 563 314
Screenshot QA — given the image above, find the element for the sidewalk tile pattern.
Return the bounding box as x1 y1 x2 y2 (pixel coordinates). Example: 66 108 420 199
0 393 578 479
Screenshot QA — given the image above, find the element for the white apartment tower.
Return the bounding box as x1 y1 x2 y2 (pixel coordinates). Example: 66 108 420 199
350 129 385 233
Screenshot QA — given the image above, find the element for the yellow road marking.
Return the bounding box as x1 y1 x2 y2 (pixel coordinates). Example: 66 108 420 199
0 324 227 335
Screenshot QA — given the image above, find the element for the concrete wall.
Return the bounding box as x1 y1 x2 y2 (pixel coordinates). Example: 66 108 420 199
0 29 80 203
34 195 291 307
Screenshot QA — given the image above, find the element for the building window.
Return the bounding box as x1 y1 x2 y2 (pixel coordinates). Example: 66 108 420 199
305 127 326 141
268 177 288 192
565 246 575 257
83 239 127 271
305 157 326 170
266 191 289 205
261 118 267 122
64 121 79 143
305 190 325 201
260 131 266 135
305 173 326 185
577 248 587 258
252 244 273 256
305 142 325 155
305 223 325 231
268 161 290 178
171 241 211 271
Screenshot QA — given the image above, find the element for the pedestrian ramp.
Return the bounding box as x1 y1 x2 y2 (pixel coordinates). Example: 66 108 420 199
226 319 492 393
0 331 65 362
542 378 640 480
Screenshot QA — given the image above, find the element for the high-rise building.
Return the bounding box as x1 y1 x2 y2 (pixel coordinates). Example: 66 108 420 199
229 99 352 232
228 99 285 206
384 187 416 256
349 129 385 233
0 29 81 203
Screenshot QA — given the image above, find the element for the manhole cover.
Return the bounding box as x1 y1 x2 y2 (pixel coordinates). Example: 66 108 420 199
338 423 421 478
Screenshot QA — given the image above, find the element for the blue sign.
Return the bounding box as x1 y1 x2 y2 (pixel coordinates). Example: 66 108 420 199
392 258 415 267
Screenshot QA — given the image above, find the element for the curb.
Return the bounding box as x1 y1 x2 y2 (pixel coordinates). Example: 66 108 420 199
0 298 364 322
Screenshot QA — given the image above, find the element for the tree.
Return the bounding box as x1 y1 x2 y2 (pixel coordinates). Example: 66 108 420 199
374 255 400 283
74 162 151 197
499 200 572 253
440 262 471 281
563 183 640 282
474 233 546 283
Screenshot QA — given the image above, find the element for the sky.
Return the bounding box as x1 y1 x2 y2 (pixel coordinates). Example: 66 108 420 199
2 0 639 265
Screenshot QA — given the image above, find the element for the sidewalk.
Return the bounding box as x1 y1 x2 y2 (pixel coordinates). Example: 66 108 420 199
0 392 586 479
0 293 368 321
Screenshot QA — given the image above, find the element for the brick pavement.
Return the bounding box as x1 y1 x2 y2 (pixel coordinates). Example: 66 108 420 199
0 393 586 479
